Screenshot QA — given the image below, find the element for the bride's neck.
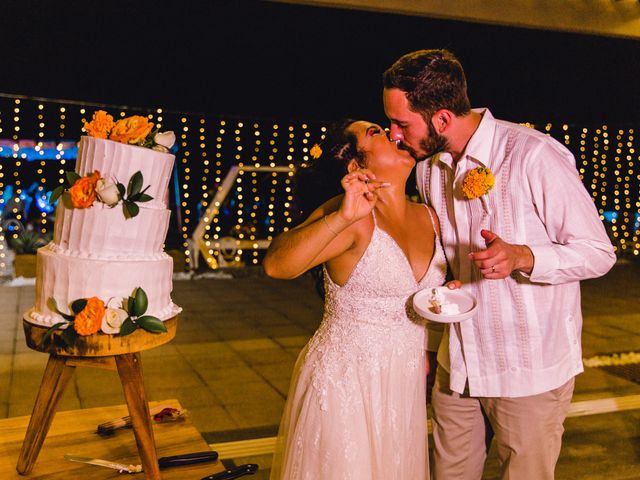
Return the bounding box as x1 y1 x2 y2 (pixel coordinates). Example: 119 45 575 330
374 186 410 219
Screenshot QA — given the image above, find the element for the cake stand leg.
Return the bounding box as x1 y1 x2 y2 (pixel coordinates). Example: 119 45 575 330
16 355 75 475
115 352 160 480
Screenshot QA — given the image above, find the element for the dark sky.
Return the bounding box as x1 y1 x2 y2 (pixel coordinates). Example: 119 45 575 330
2 0 639 125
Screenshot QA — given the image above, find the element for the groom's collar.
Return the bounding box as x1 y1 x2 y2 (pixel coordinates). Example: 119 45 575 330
433 108 496 170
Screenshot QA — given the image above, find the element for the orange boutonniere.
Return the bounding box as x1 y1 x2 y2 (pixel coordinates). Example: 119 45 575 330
462 166 494 200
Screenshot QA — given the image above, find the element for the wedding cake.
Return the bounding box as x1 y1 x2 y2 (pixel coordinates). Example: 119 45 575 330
24 111 181 339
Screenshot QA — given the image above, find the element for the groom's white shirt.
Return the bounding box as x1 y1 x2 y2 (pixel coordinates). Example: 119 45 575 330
417 108 616 397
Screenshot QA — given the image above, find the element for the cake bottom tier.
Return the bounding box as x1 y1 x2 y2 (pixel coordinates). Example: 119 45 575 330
26 247 182 326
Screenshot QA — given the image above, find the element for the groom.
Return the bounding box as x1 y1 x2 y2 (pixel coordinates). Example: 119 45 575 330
382 49 616 479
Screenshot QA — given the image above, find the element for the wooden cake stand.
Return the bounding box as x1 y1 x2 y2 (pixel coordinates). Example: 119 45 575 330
16 316 178 479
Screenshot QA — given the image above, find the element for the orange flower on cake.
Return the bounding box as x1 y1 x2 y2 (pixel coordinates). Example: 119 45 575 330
73 297 106 336
109 116 154 145
83 110 115 139
462 166 494 200
68 170 102 208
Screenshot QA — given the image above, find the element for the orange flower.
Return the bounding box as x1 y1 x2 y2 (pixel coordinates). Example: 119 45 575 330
74 297 106 336
462 167 495 200
83 110 115 139
109 116 154 145
69 170 102 208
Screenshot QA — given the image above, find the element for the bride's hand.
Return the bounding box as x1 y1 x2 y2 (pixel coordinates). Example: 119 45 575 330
337 169 389 224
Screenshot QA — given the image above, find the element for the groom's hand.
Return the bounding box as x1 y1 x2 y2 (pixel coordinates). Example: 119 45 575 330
469 229 534 279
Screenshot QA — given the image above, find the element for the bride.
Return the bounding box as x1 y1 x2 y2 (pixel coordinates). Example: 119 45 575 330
263 119 457 479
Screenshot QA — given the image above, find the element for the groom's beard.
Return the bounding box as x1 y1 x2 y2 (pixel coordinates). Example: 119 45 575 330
401 121 448 161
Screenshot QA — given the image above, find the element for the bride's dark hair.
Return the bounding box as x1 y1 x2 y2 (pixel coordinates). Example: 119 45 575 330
294 118 364 298
295 119 364 215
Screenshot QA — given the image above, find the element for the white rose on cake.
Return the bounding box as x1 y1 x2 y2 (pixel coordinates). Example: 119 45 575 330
101 307 129 334
96 179 120 207
152 131 176 153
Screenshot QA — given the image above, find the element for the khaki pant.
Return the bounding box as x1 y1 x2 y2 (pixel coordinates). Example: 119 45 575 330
431 367 574 480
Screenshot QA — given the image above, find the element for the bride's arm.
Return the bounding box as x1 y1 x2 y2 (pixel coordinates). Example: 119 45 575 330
263 170 382 279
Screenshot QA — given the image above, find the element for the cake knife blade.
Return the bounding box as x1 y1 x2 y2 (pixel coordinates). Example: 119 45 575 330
64 454 142 473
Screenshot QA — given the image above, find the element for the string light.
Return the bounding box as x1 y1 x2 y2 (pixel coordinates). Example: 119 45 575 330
0 94 637 268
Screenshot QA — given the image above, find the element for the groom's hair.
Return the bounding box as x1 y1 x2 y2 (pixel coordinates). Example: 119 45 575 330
383 49 471 119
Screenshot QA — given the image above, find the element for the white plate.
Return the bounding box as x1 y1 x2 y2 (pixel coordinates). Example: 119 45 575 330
413 287 477 323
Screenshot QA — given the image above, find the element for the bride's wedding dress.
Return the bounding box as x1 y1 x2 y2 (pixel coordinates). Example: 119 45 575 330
270 208 447 479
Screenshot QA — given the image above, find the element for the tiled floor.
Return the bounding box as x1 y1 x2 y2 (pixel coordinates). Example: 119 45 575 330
2 260 640 478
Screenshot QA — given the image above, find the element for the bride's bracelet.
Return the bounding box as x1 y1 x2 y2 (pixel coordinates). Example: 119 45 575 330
323 215 339 236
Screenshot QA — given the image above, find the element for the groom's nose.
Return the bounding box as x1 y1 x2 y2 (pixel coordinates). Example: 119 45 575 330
389 124 403 141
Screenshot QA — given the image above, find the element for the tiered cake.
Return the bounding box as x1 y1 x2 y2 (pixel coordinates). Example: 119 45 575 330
25 134 181 330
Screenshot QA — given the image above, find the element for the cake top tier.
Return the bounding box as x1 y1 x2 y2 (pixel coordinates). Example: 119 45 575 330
76 136 175 209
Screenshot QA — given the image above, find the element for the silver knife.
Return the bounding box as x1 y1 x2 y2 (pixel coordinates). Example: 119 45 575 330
64 454 143 474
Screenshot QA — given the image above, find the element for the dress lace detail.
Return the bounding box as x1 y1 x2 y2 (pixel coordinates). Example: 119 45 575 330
270 206 447 480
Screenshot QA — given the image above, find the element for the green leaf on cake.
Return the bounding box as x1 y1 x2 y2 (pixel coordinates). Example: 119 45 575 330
132 288 148 316
49 185 65 204
39 322 67 346
136 315 167 333
127 171 143 197
116 182 126 198
136 193 153 203
127 296 136 314
62 325 78 347
118 318 138 336
123 201 139 219
66 171 81 186
70 298 88 315
48 297 75 321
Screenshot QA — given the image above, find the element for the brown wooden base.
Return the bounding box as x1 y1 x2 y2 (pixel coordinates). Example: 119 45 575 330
16 316 184 479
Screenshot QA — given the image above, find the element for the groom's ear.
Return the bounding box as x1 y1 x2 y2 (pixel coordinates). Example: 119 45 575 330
433 109 452 133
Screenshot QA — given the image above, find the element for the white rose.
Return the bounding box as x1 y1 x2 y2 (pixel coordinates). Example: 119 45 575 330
101 308 129 334
154 131 176 150
96 179 120 206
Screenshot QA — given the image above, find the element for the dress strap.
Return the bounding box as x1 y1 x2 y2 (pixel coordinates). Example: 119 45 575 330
423 204 439 239
371 208 378 227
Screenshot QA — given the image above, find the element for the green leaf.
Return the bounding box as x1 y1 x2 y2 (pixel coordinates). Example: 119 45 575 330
133 287 148 316
116 182 126 198
137 193 153 203
127 171 143 197
39 322 67 347
47 297 60 314
118 318 138 336
127 296 136 314
71 298 87 314
136 315 167 333
62 325 78 347
66 171 81 185
123 201 139 219
60 312 75 322
49 185 65 204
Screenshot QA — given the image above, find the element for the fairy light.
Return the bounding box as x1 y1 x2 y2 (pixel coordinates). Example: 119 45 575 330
251 122 261 264
266 123 279 240
180 116 191 266
234 121 245 263
37 103 48 233
13 99 22 227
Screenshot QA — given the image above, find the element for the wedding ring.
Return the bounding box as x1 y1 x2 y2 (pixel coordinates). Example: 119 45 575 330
491 265 496 273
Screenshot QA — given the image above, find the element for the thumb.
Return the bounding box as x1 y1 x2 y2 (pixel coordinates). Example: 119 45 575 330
481 229 498 245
